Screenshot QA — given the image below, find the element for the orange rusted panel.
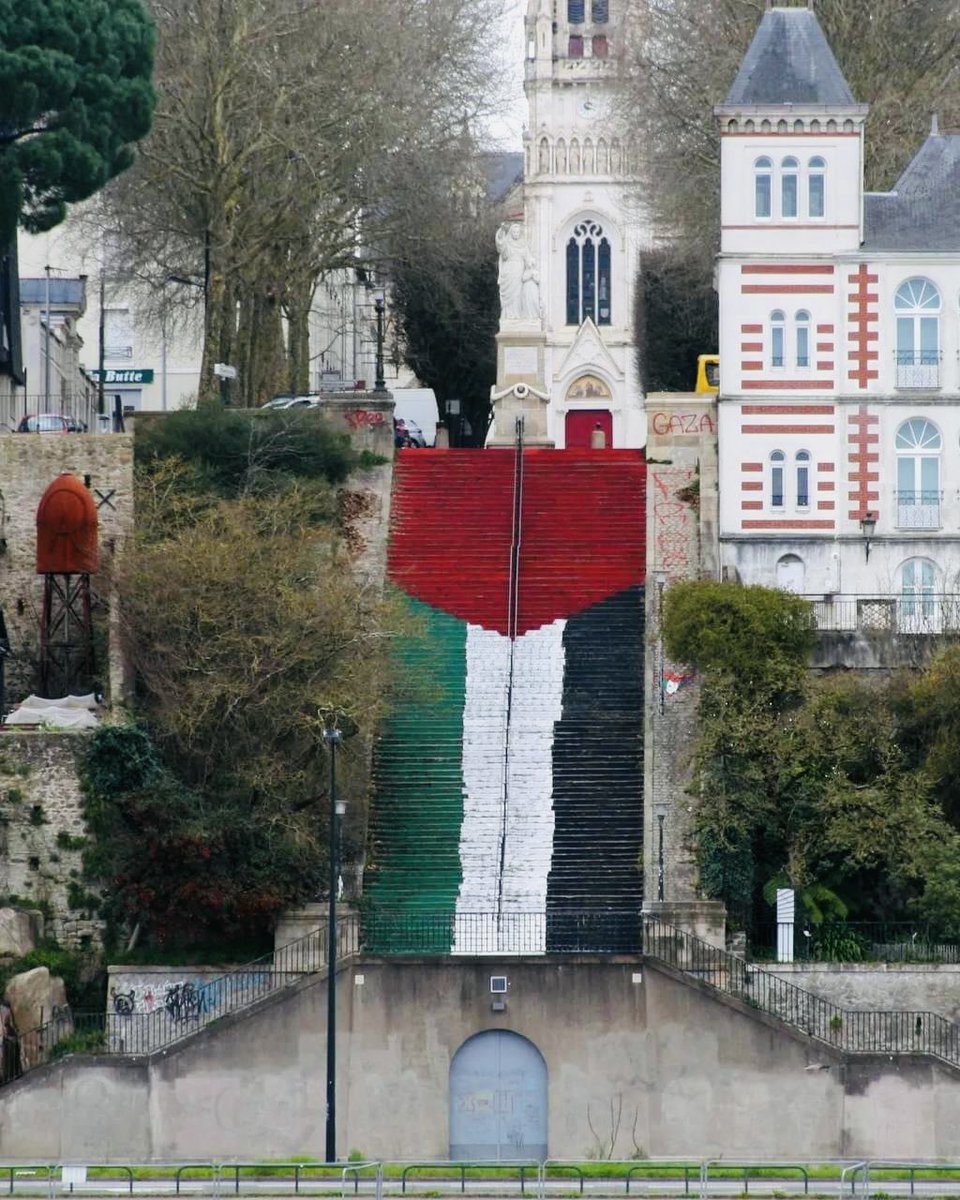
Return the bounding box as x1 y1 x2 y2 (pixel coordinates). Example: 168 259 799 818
36 473 99 575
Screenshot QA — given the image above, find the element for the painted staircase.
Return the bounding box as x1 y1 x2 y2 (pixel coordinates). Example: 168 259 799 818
365 446 647 954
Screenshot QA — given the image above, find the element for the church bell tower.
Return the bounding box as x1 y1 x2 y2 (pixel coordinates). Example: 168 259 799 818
489 0 649 449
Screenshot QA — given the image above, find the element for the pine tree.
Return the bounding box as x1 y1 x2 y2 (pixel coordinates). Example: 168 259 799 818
0 0 155 241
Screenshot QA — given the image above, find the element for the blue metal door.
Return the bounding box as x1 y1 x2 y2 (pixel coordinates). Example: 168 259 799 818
449 1030 547 1161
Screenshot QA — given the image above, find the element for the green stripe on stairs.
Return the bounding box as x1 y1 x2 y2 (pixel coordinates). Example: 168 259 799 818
365 595 466 953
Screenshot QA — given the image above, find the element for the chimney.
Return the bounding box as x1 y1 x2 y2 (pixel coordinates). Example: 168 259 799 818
931 113 940 136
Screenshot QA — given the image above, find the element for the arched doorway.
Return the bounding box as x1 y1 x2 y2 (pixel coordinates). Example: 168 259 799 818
776 554 804 594
449 1030 548 1161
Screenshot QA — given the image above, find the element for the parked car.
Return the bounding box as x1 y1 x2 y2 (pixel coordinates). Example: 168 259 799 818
15 413 83 434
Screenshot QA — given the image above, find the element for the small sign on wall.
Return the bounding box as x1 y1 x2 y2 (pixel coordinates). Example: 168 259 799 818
503 346 539 377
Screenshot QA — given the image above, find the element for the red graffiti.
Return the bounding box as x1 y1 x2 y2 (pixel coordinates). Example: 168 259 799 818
344 409 386 429
651 411 715 436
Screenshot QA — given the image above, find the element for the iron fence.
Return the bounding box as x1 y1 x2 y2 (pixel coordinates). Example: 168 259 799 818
0 393 101 433
8 917 360 1079
808 594 960 636
359 909 641 955
748 921 960 964
643 917 960 1068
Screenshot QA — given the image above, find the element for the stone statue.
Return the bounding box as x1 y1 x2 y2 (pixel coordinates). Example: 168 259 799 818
496 223 541 322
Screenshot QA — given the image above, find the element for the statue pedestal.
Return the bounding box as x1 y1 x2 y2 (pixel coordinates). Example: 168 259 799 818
489 329 553 447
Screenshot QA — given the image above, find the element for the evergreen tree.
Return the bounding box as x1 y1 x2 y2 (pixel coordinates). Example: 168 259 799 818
0 0 155 242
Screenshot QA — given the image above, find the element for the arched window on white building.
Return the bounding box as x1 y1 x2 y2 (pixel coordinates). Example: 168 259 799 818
795 310 810 368
808 157 826 217
781 156 799 217
755 157 772 218
895 277 941 389
795 450 811 508
900 558 937 631
770 310 785 369
770 450 785 508
896 417 942 529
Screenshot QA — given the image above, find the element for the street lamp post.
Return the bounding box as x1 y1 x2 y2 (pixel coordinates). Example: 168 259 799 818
322 720 347 1164
372 290 386 395
654 802 668 902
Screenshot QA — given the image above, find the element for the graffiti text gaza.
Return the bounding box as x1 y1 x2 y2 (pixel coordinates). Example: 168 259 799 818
651 411 715 436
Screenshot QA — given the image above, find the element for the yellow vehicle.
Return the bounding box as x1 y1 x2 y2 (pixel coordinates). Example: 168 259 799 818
695 354 719 394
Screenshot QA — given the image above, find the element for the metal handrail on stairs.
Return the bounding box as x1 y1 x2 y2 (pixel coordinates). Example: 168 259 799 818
3 918 359 1083
643 917 960 1068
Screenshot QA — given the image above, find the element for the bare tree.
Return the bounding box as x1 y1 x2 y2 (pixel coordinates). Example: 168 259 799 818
94 0 508 405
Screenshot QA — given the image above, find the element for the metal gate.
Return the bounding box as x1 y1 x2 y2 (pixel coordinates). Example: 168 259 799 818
449 1030 547 1161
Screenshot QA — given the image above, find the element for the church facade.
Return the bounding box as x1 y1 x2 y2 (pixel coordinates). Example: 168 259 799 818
489 0 648 449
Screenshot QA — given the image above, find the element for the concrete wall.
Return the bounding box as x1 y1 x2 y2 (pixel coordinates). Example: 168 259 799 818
3 956 960 1160
767 962 960 1022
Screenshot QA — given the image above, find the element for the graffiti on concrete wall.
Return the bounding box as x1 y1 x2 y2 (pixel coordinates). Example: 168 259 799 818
110 972 273 1020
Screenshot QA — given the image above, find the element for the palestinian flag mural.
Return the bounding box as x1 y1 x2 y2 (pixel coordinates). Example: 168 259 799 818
366 448 647 954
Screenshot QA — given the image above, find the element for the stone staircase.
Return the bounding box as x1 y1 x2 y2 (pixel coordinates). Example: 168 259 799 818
365 446 647 953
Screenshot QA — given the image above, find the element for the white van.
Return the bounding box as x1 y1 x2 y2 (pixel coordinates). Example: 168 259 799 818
391 388 440 447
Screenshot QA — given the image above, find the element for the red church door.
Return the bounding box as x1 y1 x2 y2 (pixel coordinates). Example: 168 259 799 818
565 409 613 449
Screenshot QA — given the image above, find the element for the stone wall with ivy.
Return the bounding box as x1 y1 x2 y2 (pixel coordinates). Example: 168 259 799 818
0 732 99 949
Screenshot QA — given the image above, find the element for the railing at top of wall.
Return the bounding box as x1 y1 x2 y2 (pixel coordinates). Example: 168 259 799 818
643 917 960 1070
806 594 960 636
3 917 360 1085
0 393 101 433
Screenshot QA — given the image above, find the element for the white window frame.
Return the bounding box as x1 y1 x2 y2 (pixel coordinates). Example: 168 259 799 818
770 450 785 509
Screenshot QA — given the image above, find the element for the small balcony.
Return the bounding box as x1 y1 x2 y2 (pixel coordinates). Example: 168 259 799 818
894 490 942 529
809 594 960 639
895 350 940 390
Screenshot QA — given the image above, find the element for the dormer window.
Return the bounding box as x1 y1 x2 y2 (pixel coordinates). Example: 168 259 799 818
808 157 825 218
781 157 799 218
755 157 772 219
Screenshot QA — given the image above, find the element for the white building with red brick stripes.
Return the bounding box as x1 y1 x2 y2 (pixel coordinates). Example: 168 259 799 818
715 5 960 624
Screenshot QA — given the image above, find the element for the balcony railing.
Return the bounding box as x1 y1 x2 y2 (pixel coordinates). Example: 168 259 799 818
895 489 942 529
808 593 960 636
895 351 940 389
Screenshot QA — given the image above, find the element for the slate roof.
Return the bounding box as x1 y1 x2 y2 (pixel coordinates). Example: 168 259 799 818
480 152 524 203
723 6 856 108
863 134 960 251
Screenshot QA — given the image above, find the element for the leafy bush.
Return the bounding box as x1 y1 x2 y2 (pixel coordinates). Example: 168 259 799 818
663 581 814 697
134 408 360 496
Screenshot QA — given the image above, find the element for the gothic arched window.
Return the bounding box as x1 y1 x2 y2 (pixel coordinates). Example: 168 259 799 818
568 0 585 22
592 0 609 20
566 220 612 326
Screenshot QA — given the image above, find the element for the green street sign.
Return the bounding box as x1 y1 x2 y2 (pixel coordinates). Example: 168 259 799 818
90 368 155 384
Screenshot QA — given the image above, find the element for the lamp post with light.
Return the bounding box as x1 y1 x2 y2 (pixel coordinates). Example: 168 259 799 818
654 801 668 902
372 290 387 395
321 713 352 1164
